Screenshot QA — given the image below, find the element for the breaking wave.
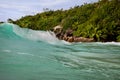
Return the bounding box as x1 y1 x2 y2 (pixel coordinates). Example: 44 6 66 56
0 23 120 46
0 23 70 45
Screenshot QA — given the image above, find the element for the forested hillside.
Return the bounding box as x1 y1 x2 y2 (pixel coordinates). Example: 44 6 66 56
12 0 120 42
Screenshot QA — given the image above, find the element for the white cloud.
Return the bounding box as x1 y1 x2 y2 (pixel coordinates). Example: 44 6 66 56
0 2 41 17
39 0 69 6
0 0 98 21
0 4 28 10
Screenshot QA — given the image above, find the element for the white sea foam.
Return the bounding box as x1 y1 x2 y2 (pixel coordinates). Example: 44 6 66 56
96 42 120 46
17 52 34 56
3 50 11 53
12 24 71 45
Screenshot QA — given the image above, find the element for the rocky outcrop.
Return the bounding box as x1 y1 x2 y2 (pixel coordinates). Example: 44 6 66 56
73 37 94 42
53 25 95 42
62 36 94 42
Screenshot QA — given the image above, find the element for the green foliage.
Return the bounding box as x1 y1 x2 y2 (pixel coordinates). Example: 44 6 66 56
13 0 120 42
117 35 120 42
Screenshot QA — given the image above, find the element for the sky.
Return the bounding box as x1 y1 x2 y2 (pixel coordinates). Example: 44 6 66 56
0 0 98 22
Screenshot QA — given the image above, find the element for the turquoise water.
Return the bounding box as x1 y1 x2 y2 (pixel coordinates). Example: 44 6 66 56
0 23 120 80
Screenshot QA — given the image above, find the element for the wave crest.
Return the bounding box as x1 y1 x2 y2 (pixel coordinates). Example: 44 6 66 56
0 23 70 45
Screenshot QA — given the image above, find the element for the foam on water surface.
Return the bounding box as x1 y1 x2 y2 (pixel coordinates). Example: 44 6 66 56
0 23 120 80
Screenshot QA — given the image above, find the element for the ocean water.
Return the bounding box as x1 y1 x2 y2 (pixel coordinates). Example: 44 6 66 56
0 23 120 80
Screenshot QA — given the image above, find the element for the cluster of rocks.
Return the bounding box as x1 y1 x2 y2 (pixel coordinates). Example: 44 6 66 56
53 25 94 42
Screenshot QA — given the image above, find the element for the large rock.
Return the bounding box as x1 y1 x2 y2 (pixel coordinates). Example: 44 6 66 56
65 28 73 37
53 25 62 33
63 36 94 42
74 37 94 42
67 37 74 42
53 25 63 39
53 26 95 42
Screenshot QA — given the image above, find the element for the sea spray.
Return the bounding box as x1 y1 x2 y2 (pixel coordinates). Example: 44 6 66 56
0 23 70 45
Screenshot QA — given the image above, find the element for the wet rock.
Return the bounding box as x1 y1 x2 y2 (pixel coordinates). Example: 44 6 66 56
53 25 62 33
65 28 73 37
53 25 63 39
53 25 95 42
74 37 94 42
67 37 74 42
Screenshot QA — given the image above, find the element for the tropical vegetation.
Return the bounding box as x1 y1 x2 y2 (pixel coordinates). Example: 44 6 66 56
10 0 120 42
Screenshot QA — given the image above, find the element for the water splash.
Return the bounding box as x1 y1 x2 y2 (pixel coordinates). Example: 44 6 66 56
0 23 70 45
